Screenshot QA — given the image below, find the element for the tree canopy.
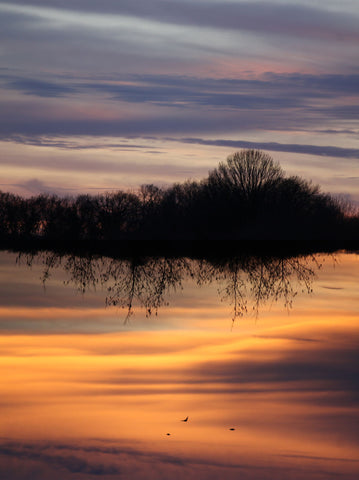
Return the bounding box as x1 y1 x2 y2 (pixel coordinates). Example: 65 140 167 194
208 150 284 200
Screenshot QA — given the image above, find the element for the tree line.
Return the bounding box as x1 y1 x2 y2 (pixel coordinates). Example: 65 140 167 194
1 150 358 243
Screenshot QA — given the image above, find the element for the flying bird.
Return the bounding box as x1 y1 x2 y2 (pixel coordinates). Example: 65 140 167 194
229 428 235 431
166 433 171 436
181 416 189 422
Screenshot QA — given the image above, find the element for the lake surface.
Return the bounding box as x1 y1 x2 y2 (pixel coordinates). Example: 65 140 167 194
0 250 358 479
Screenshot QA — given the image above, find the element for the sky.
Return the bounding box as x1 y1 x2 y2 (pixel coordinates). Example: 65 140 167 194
0 0 358 199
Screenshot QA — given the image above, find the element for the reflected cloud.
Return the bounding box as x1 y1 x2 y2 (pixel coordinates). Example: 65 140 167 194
0 439 351 480
0 443 120 475
193 340 359 398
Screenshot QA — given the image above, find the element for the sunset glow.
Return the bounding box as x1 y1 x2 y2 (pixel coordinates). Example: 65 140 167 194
0 251 358 479
1 2 359 478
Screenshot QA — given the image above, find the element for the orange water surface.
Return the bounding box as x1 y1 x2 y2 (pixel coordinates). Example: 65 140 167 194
0 251 358 479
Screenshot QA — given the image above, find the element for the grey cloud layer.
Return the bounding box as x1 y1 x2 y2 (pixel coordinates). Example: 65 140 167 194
1 1 358 79
178 138 359 159
4 1 359 42
2 133 359 160
5 72 359 103
1 72 358 149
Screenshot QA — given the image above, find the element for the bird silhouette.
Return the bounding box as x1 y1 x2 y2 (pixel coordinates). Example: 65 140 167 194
181 416 189 422
166 433 171 436
229 428 235 431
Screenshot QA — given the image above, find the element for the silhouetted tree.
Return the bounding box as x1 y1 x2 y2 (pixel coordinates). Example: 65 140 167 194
0 149 358 243
208 150 284 201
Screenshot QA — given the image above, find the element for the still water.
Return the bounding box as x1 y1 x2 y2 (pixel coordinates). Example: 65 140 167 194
0 250 358 479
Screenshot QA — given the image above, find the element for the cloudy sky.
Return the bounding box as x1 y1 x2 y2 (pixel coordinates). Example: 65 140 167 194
0 0 358 198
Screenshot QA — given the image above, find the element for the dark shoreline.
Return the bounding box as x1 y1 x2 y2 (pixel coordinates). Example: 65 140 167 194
1 237 358 260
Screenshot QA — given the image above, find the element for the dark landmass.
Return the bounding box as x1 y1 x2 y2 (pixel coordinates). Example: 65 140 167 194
1 237 359 261
1 150 358 256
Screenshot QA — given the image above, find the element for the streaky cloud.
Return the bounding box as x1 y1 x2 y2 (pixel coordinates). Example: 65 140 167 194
177 138 359 159
4 1 359 43
5 77 77 98
3 72 359 101
2 133 359 161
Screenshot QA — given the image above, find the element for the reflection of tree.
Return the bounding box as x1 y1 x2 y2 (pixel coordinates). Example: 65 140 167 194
104 257 190 321
193 255 319 324
17 251 321 322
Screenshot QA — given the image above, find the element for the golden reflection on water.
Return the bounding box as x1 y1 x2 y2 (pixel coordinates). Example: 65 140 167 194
0 251 358 479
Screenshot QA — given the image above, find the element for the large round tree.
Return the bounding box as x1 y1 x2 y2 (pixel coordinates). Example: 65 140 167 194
208 149 285 201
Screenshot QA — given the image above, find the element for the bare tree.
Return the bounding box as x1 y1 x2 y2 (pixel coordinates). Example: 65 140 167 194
208 149 284 201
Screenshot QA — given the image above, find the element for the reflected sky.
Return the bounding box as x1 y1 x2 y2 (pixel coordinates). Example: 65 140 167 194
0 250 358 479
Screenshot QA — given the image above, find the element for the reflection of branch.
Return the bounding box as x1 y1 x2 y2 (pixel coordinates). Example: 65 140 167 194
17 251 321 322
16 251 63 287
201 254 319 322
105 258 189 321
246 255 318 316
63 255 102 293
219 262 247 324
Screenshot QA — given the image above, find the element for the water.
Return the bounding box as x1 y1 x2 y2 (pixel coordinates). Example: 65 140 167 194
0 250 358 479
